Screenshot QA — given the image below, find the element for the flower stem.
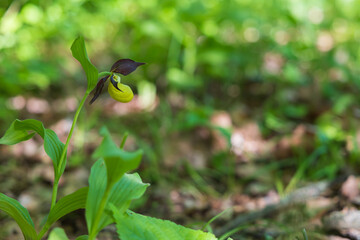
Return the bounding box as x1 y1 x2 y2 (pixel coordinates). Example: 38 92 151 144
50 92 89 209
50 181 59 210
98 71 111 79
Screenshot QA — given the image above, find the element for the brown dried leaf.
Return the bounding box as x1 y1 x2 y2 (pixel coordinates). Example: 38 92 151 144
341 175 359 200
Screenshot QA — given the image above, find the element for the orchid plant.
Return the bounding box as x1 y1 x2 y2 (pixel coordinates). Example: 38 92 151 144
0 36 226 240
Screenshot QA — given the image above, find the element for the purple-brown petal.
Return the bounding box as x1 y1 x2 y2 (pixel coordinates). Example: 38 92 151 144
110 59 145 76
89 76 109 104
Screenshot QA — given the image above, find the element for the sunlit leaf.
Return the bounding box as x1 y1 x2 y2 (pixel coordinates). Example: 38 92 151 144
48 228 69 240
86 159 107 235
0 119 65 181
92 126 143 188
97 173 149 233
111 207 217 240
86 159 148 237
71 36 99 93
0 120 35 145
0 193 37 240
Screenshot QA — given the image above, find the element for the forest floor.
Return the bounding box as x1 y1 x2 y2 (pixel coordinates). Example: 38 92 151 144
1 95 360 240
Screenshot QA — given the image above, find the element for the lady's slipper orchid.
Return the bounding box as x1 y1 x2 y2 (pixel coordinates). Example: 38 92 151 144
90 59 145 104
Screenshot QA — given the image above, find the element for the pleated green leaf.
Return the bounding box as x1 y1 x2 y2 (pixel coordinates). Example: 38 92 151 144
48 228 69 240
0 119 65 180
86 159 149 237
0 120 35 145
71 36 99 93
96 173 149 233
39 187 88 237
92 127 143 188
111 208 218 240
0 193 37 240
86 159 107 234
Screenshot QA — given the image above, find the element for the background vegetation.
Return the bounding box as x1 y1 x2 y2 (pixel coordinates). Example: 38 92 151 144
1 0 360 239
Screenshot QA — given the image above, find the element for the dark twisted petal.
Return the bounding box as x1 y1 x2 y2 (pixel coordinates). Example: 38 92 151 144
110 75 122 91
89 75 109 104
110 59 145 76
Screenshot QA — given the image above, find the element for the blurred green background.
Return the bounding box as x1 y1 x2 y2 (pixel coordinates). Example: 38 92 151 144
1 0 360 239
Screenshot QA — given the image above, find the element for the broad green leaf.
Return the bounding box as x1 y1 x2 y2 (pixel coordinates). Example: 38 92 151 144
71 36 99 93
86 159 107 234
111 208 218 240
92 127 143 188
0 119 65 180
97 173 149 233
48 228 69 240
86 159 148 237
0 120 35 145
39 187 88 237
0 193 37 240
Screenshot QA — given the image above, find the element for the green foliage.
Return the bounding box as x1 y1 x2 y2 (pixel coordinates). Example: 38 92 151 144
70 36 99 93
85 159 107 235
39 187 89 238
104 173 148 225
0 0 359 184
0 193 37 240
0 119 65 181
48 228 69 240
84 126 215 239
302 229 309 240
86 126 148 238
92 127 143 188
0 35 218 240
47 187 88 226
0 120 35 145
1 1 360 238
111 207 218 240
202 208 232 232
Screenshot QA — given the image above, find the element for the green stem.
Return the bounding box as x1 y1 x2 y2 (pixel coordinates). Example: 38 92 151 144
37 222 49 240
50 92 90 210
98 71 111 79
88 186 112 240
50 181 59 210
